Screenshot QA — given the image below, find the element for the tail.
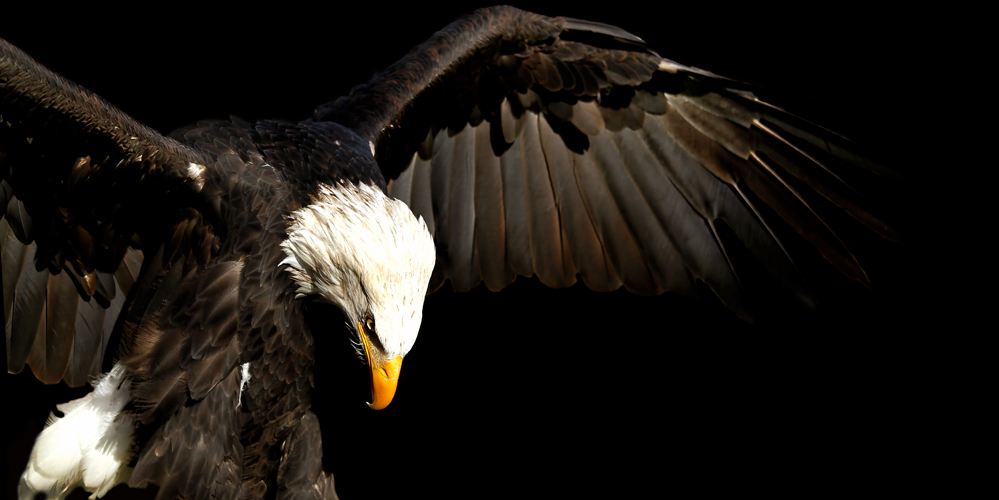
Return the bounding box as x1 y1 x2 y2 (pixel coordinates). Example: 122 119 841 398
19 365 135 500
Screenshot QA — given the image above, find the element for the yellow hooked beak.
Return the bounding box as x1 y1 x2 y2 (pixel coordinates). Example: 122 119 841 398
359 322 403 410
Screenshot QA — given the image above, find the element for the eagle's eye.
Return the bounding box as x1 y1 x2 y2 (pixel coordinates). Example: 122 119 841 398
364 315 376 333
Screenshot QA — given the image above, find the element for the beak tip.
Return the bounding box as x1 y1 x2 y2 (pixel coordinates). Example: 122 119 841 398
367 399 390 411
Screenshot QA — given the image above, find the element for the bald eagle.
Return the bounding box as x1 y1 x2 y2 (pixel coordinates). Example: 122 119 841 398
5 4 920 500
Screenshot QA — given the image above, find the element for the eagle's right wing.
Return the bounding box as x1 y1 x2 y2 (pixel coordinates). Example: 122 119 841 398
1 39 299 499
1 38 219 386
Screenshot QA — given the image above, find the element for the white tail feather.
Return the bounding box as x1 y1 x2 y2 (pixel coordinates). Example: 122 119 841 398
19 365 135 500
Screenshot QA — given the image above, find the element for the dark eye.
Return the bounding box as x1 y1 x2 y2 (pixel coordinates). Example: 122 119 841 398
365 315 376 333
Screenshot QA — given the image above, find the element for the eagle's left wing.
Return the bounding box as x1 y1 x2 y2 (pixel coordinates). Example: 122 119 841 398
315 6 900 322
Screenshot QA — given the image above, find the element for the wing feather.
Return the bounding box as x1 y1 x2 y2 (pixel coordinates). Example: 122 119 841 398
9 242 46 372
500 128 535 280
28 271 79 384
64 284 114 387
430 132 454 244
610 127 745 312
446 124 480 291
519 113 569 288
473 121 513 291
321 6 901 317
570 132 657 294
640 114 812 307
670 96 755 159
539 111 618 292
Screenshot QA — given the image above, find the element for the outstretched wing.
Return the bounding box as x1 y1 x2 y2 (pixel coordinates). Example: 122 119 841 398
316 6 900 321
0 38 224 386
2 38 315 500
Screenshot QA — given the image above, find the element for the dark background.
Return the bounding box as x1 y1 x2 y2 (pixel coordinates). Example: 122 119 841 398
4 3 942 498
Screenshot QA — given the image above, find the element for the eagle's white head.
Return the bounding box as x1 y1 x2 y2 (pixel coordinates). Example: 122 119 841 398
280 182 436 409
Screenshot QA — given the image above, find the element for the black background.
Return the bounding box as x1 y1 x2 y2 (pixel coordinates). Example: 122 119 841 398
4 3 942 498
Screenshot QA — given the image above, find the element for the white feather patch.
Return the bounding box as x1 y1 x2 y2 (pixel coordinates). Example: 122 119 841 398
19 365 135 500
280 182 436 358
237 362 251 409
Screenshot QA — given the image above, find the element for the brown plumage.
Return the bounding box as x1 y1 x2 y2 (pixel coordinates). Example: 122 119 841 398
3 4 920 500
